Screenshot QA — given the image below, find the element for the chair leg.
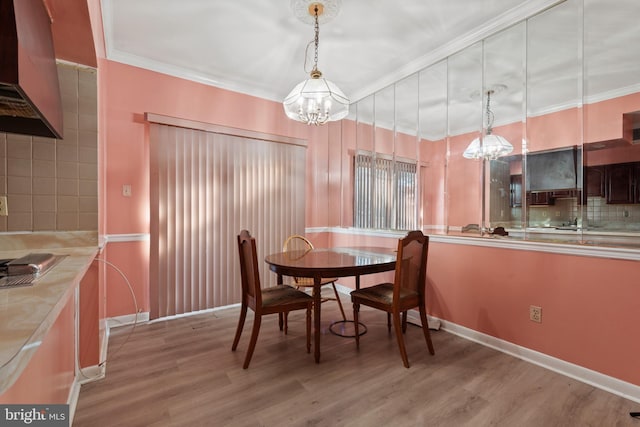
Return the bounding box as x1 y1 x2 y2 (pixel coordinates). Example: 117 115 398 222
419 305 435 355
278 313 284 331
402 311 408 334
243 312 262 369
306 306 311 353
332 283 347 321
392 310 410 368
353 302 360 349
231 302 248 351
387 312 391 332
284 311 289 334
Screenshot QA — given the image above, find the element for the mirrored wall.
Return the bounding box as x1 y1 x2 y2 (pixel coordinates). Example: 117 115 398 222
347 0 640 239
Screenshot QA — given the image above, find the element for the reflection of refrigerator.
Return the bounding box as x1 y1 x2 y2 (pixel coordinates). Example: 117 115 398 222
489 159 510 229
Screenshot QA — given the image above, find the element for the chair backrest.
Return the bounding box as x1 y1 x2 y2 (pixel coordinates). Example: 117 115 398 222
282 235 314 284
283 234 314 252
393 230 429 298
237 230 262 307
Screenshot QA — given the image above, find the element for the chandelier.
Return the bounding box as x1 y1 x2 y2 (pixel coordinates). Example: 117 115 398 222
283 1 349 125
463 86 514 160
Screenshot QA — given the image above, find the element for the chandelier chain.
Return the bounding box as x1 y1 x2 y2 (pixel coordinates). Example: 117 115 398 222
485 90 495 135
313 6 320 72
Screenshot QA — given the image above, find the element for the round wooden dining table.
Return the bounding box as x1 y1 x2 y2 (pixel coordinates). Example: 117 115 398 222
265 246 397 363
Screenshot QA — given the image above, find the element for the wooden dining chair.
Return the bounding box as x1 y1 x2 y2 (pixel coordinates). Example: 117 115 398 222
232 230 313 369
282 234 346 321
350 230 435 368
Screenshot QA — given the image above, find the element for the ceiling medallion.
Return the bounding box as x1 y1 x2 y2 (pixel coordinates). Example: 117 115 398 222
291 0 342 25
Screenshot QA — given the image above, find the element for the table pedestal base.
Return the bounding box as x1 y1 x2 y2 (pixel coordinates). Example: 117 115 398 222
329 320 367 338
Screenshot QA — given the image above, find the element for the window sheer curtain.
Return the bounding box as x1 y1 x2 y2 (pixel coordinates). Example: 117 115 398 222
149 120 306 319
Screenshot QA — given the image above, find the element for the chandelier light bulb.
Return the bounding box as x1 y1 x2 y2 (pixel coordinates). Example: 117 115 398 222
283 1 349 125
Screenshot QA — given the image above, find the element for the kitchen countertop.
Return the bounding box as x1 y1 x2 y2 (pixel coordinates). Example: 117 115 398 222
0 231 99 394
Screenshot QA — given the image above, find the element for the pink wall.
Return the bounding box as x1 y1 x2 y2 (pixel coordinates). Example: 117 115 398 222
420 138 447 228
448 133 482 227
426 241 640 385
0 297 76 404
102 242 149 316
527 108 582 151
585 93 640 143
586 144 640 166
339 120 357 227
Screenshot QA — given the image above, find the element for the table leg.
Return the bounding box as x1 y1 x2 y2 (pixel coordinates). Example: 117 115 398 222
314 276 321 363
328 275 368 338
278 273 285 331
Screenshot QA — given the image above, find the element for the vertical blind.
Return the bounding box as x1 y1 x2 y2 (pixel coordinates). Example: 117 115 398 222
149 122 306 319
354 152 417 230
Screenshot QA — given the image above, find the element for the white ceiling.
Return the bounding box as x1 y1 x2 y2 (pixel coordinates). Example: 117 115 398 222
102 0 640 136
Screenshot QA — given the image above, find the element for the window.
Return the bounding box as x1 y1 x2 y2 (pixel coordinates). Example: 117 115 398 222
354 151 417 230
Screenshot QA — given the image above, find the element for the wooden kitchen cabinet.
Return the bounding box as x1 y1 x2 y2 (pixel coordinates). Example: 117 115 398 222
636 163 640 203
585 166 605 198
511 174 555 206
606 163 636 204
510 175 522 207
528 191 555 206
551 189 579 198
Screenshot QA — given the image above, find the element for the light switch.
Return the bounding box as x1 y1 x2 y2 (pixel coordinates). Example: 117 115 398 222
122 184 132 197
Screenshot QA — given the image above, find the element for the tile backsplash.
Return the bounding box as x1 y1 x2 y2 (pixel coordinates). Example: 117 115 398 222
0 63 97 232
513 196 640 231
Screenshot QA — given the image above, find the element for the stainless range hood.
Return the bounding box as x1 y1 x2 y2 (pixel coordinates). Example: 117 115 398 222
0 0 63 139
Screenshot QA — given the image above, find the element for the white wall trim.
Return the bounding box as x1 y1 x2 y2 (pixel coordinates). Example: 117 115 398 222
107 312 150 329
67 376 81 425
104 233 150 243
311 227 640 261
411 313 640 404
428 234 640 261
306 226 406 239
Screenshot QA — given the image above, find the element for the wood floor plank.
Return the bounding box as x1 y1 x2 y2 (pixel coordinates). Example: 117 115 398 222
73 297 638 426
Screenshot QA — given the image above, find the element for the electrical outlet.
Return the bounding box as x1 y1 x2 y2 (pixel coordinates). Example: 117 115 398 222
0 196 7 216
530 305 542 323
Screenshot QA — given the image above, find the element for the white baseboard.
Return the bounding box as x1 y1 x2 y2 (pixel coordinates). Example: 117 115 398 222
73 297 640 413
340 284 640 403
67 375 81 425
107 311 150 329
405 312 640 404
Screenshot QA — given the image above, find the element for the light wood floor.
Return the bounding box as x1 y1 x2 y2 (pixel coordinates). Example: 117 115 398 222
73 296 638 426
